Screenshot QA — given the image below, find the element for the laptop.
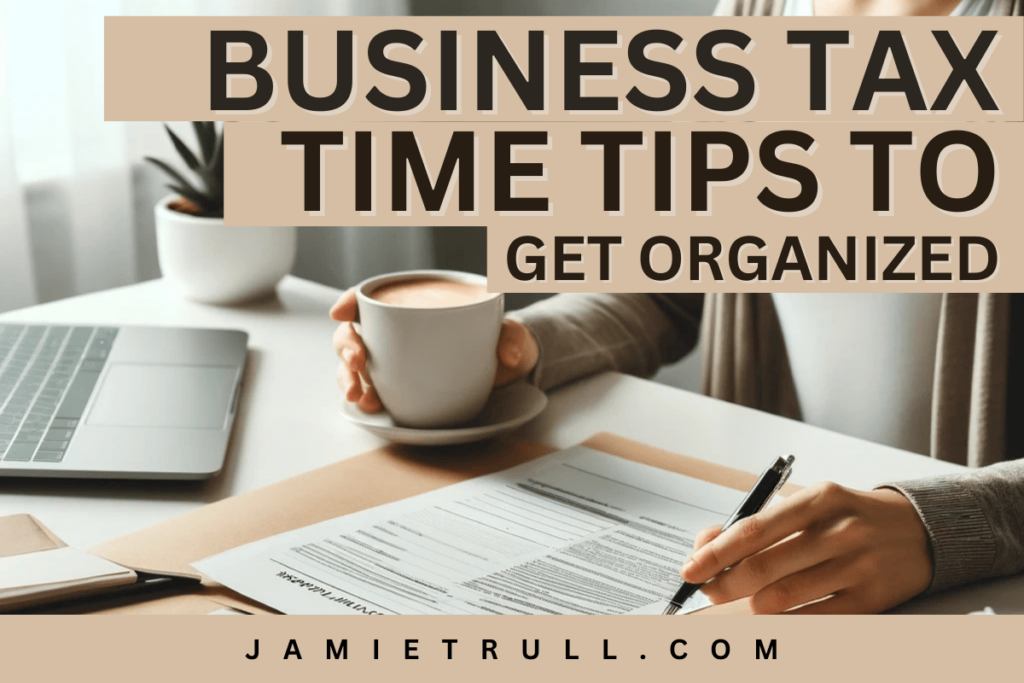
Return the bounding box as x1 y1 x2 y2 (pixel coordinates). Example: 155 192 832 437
0 323 247 480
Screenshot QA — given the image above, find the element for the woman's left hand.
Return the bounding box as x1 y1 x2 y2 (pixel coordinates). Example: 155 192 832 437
681 482 933 614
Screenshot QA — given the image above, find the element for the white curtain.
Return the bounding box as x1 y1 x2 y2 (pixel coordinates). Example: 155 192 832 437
0 0 421 314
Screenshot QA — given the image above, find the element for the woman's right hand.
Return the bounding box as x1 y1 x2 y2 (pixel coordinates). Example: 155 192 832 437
329 287 540 414
680 482 933 614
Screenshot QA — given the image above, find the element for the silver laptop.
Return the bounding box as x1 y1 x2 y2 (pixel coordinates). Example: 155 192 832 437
0 324 247 480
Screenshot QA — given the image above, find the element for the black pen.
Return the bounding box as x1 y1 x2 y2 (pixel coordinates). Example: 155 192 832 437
8 569 201 614
663 455 795 615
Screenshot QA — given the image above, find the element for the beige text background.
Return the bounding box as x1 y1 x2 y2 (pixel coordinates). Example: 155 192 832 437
105 16 1024 122
225 121 1022 291
4 615 1023 682
106 16 1023 292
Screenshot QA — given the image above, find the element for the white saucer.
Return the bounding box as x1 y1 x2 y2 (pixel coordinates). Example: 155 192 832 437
340 382 548 446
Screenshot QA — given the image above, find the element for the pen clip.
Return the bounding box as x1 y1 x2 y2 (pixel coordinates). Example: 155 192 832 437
766 455 795 506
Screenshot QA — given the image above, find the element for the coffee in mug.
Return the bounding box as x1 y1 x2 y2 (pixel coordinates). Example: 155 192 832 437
369 278 490 309
355 270 503 429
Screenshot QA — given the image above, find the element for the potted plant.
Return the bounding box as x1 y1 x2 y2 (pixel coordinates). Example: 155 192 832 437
147 122 297 304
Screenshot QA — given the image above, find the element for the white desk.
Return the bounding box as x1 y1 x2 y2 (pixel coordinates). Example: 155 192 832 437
2 276 1020 613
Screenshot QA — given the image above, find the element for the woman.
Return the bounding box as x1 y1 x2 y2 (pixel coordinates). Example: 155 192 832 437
332 0 1024 613
333 289 1024 613
679 0 1024 614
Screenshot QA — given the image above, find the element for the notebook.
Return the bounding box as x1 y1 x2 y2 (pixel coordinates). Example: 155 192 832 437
0 514 199 613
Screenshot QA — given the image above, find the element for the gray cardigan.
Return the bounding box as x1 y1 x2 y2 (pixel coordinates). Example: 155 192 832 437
509 293 1024 594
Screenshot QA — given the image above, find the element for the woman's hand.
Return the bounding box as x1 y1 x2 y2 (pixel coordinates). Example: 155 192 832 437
681 482 933 614
330 287 540 413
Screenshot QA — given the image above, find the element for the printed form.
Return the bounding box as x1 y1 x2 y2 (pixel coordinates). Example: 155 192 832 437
194 447 744 615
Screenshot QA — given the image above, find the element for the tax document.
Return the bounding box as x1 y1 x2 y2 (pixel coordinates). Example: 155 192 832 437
194 446 743 615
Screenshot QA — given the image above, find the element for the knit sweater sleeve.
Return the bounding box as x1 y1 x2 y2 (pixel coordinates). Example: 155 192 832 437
506 294 704 392
879 459 1024 593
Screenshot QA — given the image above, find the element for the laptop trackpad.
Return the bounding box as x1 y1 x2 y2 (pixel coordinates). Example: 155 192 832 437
86 364 238 430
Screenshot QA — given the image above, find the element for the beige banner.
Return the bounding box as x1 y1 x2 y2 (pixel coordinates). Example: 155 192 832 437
224 120 1021 291
105 16 1024 123
3 615 1023 681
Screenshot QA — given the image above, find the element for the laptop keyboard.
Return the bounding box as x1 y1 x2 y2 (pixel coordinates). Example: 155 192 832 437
0 324 118 464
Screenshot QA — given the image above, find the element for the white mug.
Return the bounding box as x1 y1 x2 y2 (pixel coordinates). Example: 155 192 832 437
355 270 504 429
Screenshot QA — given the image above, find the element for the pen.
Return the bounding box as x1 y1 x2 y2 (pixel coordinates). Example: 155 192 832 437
8 569 202 615
663 454 795 615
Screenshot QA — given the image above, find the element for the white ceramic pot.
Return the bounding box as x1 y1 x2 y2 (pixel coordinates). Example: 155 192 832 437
155 195 297 305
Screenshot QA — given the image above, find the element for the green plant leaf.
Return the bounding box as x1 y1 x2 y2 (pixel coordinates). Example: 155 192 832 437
193 122 216 164
214 129 224 175
208 131 224 192
164 124 203 174
145 156 211 204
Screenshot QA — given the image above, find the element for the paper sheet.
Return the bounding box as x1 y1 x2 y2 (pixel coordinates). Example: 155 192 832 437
195 446 744 615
